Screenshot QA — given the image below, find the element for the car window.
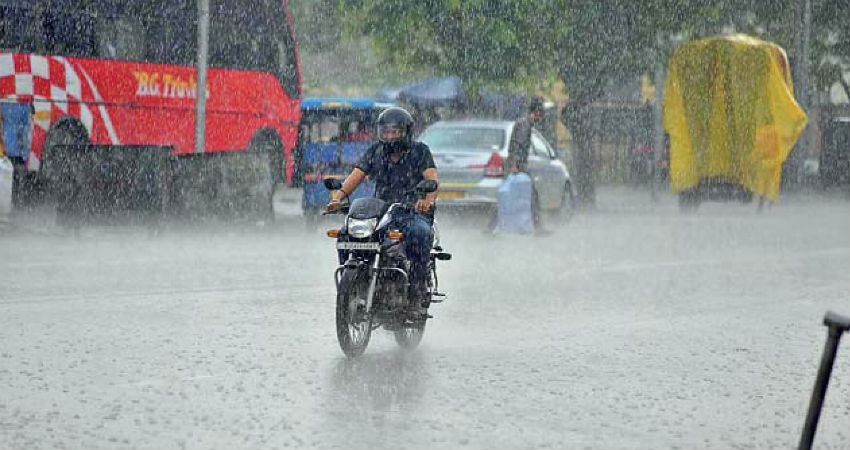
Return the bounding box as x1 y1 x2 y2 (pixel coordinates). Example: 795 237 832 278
420 127 505 152
530 131 553 159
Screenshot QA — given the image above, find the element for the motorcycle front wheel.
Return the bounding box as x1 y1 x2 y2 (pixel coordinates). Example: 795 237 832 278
336 273 372 357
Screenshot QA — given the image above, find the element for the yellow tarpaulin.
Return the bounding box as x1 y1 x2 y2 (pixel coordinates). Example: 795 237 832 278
663 34 808 201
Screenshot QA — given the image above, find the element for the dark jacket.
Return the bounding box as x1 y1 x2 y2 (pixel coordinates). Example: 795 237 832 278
355 141 436 205
507 118 533 173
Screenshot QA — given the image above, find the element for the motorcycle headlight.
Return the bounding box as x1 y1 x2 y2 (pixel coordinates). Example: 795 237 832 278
347 218 377 238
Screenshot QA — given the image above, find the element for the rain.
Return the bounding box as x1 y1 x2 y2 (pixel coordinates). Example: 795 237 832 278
1 1 850 449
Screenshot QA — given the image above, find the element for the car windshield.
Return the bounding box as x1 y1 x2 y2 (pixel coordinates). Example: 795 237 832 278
420 127 505 152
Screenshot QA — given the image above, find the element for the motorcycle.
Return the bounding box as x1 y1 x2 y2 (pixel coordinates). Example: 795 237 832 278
323 178 452 357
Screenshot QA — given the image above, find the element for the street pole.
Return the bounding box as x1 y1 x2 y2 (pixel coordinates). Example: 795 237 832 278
194 0 209 154
790 0 812 184
650 34 668 202
799 0 812 168
651 62 664 202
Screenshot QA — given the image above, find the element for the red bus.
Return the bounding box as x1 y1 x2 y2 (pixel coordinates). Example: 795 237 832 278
0 0 301 217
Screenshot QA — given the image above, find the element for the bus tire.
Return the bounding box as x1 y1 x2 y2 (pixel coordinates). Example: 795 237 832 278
41 120 88 224
41 120 87 187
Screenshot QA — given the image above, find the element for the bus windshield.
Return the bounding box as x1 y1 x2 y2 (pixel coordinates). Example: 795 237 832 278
0 0 299 98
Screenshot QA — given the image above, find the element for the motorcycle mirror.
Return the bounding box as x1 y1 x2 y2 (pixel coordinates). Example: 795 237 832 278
415 179 439 193
323 178 343 191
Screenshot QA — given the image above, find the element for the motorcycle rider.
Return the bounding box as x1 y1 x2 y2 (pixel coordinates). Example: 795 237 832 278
327 106 439 319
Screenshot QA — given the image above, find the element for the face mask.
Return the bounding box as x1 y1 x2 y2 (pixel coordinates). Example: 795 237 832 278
383 140 406 155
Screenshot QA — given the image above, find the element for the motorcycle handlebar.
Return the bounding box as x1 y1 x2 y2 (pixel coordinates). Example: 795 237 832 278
322 199 351 215
324 185 431 215
322 205 349 215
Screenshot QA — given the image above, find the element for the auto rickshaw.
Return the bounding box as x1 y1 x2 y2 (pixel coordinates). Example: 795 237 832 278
663 34 808 210
295 98 392 226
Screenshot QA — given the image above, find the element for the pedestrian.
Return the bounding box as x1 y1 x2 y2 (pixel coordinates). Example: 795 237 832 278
485 96 552 236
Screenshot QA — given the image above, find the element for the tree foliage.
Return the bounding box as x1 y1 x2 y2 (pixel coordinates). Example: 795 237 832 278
340 0 847 101
343 0 549 92
289 0 342 52
811 0 850 98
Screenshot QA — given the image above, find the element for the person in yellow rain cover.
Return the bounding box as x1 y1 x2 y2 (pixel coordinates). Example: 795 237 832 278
663 34 808 210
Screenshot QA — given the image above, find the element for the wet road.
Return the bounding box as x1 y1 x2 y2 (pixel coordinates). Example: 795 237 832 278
2 188 849 450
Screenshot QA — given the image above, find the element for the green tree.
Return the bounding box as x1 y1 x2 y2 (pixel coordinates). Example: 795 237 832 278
345 0 549 93
289 0 342 52
811 0 850 99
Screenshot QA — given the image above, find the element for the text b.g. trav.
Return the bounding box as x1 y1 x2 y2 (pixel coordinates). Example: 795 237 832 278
133 71 210 99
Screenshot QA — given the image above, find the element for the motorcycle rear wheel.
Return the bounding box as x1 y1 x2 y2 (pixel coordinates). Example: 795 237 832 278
395 262 435 349
394 321 426 349
336 276 372 358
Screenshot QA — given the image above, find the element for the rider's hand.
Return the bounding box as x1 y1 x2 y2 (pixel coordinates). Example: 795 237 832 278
415 198 434 214
327 199 342 212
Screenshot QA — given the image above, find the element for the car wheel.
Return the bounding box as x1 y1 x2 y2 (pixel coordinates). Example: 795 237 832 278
556 182 575 222
678 190 701 212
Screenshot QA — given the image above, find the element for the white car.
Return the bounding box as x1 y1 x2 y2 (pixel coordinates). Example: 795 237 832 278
419 120 573 212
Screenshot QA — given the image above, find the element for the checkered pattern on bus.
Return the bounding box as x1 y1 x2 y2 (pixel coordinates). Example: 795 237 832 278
0 52 118 170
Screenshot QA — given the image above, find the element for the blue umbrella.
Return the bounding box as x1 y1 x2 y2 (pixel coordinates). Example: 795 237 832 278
396 76 465 108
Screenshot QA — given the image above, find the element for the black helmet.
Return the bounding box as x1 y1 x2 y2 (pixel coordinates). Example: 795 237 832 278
529 96 545 113
376 106 414 153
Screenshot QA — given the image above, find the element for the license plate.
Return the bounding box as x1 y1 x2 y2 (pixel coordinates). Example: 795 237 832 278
336 242 380 251
438 190 465 200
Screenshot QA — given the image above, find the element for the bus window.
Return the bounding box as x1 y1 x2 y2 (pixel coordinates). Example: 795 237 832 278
42 1 97 57
208 0 300 99
96 17 145 61
139 1 196 66
0 1 96 56
0 1 188 63
271 0 300 99
209 2 258 71
0 3 35 52
0 0 299 98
